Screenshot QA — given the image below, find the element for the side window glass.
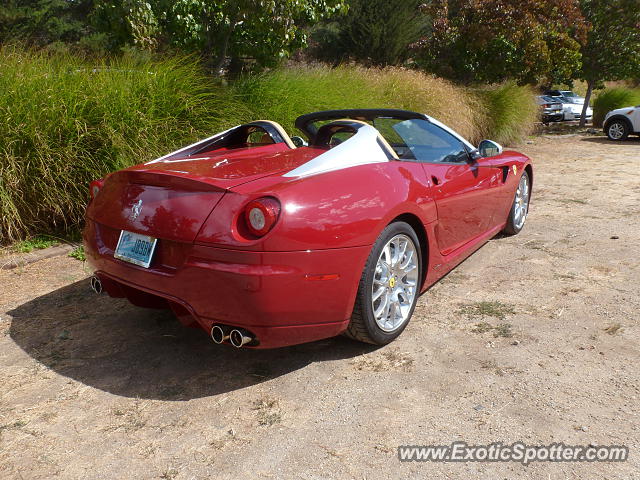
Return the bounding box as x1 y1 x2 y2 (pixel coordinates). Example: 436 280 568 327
391 119 469 164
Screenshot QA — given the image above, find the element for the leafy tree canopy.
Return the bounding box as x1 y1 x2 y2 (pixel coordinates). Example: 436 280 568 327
153 0 348 72
577 0 640 124
311 0 429 66
416 0 587 85
0 0 95 46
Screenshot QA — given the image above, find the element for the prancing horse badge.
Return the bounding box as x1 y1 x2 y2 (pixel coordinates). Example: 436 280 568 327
130 199 143 220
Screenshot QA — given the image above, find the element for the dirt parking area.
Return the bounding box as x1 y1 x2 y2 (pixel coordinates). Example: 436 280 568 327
1 135 639 480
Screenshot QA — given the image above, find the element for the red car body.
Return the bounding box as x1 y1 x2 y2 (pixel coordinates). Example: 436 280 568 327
84 109 532 348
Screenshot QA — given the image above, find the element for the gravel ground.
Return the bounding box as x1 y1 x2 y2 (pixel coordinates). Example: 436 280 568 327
1 134 638 479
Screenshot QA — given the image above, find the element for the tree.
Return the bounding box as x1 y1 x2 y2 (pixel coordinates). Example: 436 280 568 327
93 1 160 51
0 0 95 47
156 0 348 73
577 0 640 126
416 0 587 85
311 0 429 66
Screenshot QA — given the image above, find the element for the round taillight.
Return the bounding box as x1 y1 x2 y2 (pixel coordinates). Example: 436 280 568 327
244 197 280 237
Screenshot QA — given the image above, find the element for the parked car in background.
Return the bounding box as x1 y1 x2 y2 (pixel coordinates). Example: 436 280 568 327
545 90 593 121
83 109 533 349
535 95 564 123
603 105 640 140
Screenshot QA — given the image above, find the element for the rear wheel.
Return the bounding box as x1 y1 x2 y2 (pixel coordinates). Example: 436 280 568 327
606 120 630 141
345 222 421 345
503 171 530 236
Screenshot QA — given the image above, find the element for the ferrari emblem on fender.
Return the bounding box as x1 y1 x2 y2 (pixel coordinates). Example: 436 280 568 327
512 165 517 175
130 199 143 220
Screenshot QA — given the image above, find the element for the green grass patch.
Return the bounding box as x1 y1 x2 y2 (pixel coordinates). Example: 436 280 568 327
459 301 516 320
493 323 514 338
471 321 514 337
593 87 640 127
68 246 85 261
471 322 493 334
12 235 59 253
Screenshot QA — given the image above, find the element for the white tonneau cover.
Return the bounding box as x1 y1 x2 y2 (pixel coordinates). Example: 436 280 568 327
284 124 395 178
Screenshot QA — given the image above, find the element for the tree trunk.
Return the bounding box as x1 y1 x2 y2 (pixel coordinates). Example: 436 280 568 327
579 80 594 128
212 29 231 75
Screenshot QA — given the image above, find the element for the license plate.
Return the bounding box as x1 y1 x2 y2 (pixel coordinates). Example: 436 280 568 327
114 230 157 268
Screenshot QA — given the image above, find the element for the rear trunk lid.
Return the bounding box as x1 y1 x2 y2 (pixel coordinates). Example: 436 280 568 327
86 144 321 242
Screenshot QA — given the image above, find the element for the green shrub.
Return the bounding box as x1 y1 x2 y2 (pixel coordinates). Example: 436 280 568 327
68 246 86 261
12 235 58 253
235 65 485 140
593 87 640 127
0 46 251 243
236 65 535 145
475 82 537 145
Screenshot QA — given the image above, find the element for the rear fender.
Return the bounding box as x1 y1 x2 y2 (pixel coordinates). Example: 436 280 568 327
195 161 437 251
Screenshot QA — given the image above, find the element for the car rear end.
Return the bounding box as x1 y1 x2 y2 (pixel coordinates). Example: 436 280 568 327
83 147 363 348
537 96 564 123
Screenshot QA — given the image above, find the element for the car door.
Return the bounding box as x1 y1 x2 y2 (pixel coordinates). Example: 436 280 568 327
630 107 640 132
387 119 500 256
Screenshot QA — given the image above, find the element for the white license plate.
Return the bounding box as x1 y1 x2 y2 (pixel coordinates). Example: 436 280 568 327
114 230 157 268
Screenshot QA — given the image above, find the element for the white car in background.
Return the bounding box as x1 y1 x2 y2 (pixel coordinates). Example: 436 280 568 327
603 105 640 140
545 90 593 121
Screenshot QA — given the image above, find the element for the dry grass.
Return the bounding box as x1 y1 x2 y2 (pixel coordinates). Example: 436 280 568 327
235 64 536 145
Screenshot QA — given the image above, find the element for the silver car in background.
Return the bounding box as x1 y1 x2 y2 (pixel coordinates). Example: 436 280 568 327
545 90 593 121
535 95 564 123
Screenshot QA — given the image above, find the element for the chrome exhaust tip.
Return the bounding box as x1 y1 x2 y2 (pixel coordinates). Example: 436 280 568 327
229 329 253 348
90 276 103 294
210 325 229 344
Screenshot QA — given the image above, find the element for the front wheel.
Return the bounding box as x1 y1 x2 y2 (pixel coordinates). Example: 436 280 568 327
606 120 630 141
345 222 421 345
503 171 530 235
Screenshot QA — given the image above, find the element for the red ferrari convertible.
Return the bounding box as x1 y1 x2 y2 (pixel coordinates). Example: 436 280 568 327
84 109 532 348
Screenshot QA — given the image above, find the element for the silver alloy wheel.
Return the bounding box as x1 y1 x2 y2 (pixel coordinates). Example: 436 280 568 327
608 122 625 140
371 234 419 332
513 174 530 230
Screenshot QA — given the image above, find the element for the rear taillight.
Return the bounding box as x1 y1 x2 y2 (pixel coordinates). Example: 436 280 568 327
244 197 280 237
89 179 104 200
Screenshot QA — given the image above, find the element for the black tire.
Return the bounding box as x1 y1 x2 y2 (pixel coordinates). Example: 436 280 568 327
605 119 630 141
503 171 530 236
345 221 422 345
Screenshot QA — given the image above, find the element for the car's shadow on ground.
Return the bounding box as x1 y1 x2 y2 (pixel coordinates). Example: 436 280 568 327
8 280 378 400
580 136 640 144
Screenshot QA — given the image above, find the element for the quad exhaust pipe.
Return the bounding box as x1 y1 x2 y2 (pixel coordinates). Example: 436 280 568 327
210 325 229 344
90 276 102 294
229 329 253 348
211 325 255 347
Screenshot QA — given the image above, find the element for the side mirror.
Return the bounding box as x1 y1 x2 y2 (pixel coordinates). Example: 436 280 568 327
290 136 308 148
478 139 503 157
